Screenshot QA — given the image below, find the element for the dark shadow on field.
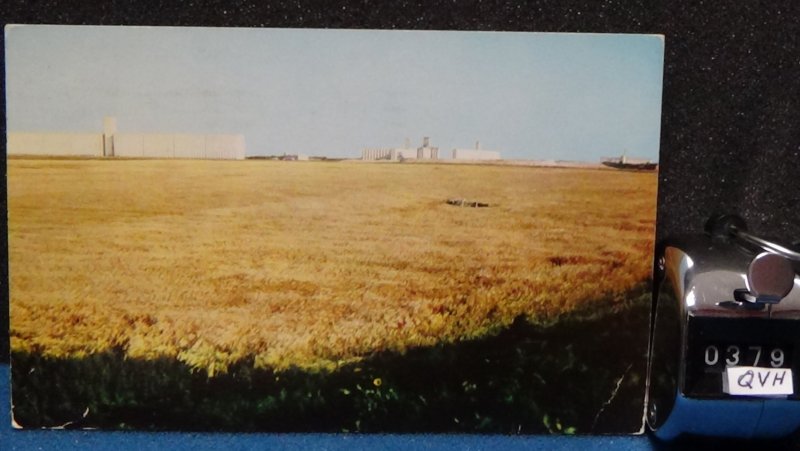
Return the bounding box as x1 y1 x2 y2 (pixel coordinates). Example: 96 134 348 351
11 284 650 434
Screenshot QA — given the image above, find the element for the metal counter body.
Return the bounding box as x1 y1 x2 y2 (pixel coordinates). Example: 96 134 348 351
647 236 800 440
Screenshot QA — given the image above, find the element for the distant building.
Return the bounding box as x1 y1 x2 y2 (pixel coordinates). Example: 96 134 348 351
417 136 439 160
8 116 246 160
601 153 657 170
452 141 501 160
362 148 407 161
281 154 309 161
392 148 416 160
362 137 433 161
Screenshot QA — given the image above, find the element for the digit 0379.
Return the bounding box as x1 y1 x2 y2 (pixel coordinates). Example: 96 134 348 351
701 344 790 370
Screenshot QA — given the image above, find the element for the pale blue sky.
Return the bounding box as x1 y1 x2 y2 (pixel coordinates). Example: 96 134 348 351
6 25 664 160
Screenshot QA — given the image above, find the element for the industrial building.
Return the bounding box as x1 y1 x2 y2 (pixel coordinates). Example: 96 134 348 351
362 137 439 161
280 154 309 161
361 147 417 161
452 141 501 160
7 117 246 160
416 137 439 160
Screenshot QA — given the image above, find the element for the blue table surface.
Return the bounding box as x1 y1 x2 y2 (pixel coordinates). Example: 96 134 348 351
2 363 796 450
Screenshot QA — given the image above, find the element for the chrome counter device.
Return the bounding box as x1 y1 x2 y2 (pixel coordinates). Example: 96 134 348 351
647 215 800 440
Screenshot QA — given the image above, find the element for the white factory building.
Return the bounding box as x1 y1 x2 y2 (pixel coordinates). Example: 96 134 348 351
362 138 501 162
452 141 501 160
362 137 439 161
416 137 439 160
7 117 246 160
361 147 417 161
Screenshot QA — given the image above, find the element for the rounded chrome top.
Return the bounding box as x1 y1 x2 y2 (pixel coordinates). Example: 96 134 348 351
746 252 796 300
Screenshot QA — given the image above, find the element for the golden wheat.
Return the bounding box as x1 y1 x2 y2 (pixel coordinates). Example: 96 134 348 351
8 158 656 374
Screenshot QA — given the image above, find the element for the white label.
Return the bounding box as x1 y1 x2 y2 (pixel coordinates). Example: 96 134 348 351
723 366 794 396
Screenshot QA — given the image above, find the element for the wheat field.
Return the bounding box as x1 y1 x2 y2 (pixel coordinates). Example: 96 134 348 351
8 158 656 375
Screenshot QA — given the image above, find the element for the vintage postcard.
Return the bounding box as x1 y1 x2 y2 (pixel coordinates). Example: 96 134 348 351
6 25 663 433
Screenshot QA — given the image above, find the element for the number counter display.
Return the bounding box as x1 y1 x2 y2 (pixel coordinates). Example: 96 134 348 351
684 316 799 399
701 344 790 369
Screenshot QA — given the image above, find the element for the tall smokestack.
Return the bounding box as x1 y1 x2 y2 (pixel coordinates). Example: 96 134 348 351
475 140 480 150
423 136 430 148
